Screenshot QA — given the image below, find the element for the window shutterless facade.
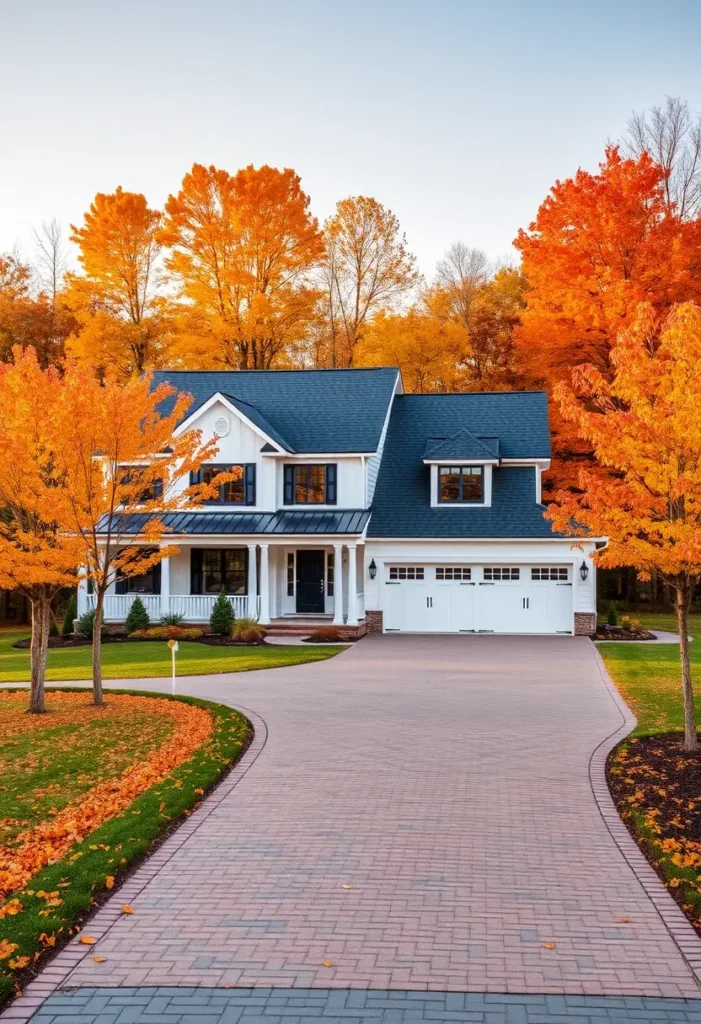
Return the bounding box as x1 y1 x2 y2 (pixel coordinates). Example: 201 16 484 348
283 464 337 505
438 466 484 503
190 549 247 595
190 464 256 505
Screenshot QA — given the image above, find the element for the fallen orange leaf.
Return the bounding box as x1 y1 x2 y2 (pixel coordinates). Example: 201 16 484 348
121 905 134 915
542 942 555 950
323 960 334 967
8 955 30 970
105 876 115 890
93 956 107 964
79 936 97 945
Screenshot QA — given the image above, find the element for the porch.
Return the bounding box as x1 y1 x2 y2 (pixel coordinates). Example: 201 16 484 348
79 540 366 627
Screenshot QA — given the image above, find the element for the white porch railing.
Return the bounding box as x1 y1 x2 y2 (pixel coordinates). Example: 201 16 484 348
87 593 255 623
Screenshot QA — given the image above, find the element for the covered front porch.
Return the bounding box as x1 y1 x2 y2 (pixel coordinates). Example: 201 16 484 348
79 539 366 628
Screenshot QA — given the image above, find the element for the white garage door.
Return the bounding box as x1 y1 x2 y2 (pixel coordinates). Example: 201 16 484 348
383 565 572 635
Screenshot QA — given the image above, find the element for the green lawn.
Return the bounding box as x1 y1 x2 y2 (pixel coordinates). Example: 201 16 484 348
599 610 701 634
0 631 342 682
0 688 250 1007
598 636 701 736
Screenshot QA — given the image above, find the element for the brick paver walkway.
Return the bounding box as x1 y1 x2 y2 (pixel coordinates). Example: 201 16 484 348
7 635 701 1021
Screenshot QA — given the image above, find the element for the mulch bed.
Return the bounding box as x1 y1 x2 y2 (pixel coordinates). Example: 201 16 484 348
197 635 267 646
13 635 129 649
607 734 701 932
13 634 266 650
595 626 656 641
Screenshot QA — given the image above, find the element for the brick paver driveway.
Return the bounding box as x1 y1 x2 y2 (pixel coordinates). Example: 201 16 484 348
15 635 701 1022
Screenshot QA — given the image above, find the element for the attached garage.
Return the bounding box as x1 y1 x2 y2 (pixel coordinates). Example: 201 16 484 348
383 564 573 635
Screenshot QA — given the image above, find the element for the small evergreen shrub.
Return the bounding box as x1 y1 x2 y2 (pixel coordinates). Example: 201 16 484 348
606 600 619 627
62 592 77 635
210 589 234 635
231 617 266 644
49 620 59 637
77 609 97 639
125 596 150 634
160 611 185 627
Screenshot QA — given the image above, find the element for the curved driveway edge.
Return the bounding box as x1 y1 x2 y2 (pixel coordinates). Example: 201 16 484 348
588 646 701 984
0 706 268 1024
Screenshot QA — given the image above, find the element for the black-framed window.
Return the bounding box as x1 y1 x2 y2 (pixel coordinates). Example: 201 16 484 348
119 465 163 502
115 552 161 595
190 548 247 595
190 464 255 505
283 464 337 505
438 466 484 503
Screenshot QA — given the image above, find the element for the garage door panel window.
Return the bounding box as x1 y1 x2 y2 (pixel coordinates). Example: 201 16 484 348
531 567 569 581
388 566 425 580
439 466 483 503
436 567 472 580
483 567 520 581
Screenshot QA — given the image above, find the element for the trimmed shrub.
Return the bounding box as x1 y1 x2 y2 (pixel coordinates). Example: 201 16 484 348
61 593 77 635
77 609 98 639
49 619 59 638
305 627 347 643
232 617 266 644
606 600 619 627
125 596 150 634
160 611 185 627
131 626 203 641
210 588 234 635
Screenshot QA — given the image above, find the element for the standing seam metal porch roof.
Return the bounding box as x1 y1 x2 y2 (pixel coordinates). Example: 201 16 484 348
99 509 371 536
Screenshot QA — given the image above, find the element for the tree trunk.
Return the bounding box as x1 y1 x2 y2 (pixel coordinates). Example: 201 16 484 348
92 590 105 707
676 581 697 752
29 590 51 714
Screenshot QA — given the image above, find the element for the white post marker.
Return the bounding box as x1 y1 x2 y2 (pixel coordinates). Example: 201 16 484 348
167 639 179 695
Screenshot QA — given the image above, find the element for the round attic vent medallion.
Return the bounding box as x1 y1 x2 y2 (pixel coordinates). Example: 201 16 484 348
214 415 230 437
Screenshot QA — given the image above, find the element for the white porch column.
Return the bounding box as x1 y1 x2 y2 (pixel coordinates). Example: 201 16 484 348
332 543 344 625
247 543 258 620
160 548 171 617
77 573 88 618
259 543 270 625
347 542 358 626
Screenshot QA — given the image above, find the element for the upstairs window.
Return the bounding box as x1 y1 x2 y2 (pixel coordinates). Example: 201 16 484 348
439 466 484 503
119 466 163 503
190 464 256 505
284 464 337 505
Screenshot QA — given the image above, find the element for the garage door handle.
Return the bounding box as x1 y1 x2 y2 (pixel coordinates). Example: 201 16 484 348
478 582 494 585
460 582 476 586
557 583 572 586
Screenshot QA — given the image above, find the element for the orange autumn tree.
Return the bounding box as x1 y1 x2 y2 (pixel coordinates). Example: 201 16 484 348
160 163 323 369
50 365 221 706
0 349 81 713
514 147 701 489
548 302 701 752
66 188 169 375
354 307 467 392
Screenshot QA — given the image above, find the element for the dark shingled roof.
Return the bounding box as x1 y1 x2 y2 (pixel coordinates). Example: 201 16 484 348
368 392 563 539
99 509 370 537
423 430 500 461
152 368 399 453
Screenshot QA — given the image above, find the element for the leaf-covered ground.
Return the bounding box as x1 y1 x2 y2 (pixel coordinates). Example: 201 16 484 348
600 637 701 934
0 688 250 1007
0 630 342 682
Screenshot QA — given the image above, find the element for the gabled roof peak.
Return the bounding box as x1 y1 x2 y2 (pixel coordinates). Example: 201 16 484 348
423 428 500 461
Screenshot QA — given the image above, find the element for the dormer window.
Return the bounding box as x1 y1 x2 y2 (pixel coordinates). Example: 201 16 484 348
438 466 484 504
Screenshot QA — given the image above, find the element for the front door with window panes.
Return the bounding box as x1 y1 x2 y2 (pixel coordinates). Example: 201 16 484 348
296 550 325 613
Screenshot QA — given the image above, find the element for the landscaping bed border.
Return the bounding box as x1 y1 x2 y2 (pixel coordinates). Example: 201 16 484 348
0 691 265 1024
588 646 701 988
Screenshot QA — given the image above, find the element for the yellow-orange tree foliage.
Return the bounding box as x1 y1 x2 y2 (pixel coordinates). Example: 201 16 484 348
354 308 467 392
159 164 323 369
0 349 82 713
548 302 701 752
66 188 169 375
514 147 701 489
48 365 222 706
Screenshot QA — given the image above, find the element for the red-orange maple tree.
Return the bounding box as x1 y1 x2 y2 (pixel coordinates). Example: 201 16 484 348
548 302 701 751
514 147 701 489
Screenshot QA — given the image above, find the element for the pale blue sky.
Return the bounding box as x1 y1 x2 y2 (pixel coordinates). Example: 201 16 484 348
2 0 701 275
